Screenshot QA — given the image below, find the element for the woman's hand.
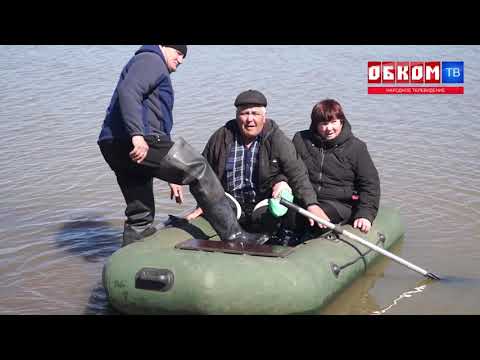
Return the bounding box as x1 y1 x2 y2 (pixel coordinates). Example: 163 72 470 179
353 218 372 233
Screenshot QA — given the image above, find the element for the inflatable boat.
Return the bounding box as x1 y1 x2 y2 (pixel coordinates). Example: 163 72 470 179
102 206 404 314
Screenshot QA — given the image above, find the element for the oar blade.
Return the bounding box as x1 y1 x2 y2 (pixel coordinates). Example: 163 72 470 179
426 272 442 280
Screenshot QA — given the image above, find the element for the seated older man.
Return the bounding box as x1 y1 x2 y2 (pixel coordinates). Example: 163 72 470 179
185 90 327 237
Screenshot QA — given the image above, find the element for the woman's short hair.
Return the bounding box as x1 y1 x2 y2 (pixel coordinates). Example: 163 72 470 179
310 99 347 129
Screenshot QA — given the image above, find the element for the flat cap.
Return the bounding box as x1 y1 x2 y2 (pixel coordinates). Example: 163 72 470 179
234 90 267 107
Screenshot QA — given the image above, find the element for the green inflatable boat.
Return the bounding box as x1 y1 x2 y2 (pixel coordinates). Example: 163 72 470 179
103 206 404 315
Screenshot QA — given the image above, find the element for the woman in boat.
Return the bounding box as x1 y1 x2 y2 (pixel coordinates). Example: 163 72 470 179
292 99 380 234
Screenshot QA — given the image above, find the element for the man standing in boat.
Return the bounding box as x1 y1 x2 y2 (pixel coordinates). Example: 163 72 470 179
98 46 268 247
185 89 328 236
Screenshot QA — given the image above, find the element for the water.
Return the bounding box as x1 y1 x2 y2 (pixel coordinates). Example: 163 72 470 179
1 45 479 314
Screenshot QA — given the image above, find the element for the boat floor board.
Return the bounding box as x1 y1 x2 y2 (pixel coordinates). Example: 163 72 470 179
175 239 295 258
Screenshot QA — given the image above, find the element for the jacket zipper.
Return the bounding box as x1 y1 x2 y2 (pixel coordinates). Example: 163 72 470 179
318 147 325 191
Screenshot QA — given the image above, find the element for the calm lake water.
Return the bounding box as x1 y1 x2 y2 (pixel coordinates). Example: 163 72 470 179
1 45 479 314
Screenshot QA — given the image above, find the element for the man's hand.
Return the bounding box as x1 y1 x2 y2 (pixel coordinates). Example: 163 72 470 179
353 218 372 233
130 135 149 164
185 207 204 221
272 181 292 198
307 205 330 229
169 183 184 204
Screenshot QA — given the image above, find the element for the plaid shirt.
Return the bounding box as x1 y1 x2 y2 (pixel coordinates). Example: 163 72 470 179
224 134 261 205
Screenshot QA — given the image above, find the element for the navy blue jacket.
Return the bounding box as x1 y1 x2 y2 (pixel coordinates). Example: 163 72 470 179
98 45 174 143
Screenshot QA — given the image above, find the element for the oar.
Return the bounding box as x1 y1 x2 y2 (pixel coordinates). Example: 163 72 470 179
279 198 441 280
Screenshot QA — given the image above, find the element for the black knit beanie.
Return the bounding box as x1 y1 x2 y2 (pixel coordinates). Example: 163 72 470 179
163 45 188 58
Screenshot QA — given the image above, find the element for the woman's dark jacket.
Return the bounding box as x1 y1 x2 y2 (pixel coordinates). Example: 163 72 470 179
292 119 380 222
202 119 318 208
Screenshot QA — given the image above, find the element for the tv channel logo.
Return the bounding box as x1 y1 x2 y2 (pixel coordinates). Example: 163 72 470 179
442 62 464 83
368 61 464 84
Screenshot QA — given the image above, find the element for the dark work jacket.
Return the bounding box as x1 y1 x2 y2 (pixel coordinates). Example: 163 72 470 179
98 45 174 143
292 119 380 222
202 119 318 208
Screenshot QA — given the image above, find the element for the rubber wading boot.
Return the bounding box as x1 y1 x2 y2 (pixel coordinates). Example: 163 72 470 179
122 224 157 248
158 138 269 246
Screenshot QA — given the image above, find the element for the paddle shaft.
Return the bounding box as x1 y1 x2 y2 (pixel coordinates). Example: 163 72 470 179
280 199 440 280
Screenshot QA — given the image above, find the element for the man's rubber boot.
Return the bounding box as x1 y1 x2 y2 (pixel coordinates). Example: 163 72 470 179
122 224 157 247
157 138 269 246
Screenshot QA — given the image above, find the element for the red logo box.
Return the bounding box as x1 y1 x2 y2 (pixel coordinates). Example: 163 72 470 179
368 62 381 83
382 62 395 84
425 61 441 83
396 62 410 84
410 62 424 84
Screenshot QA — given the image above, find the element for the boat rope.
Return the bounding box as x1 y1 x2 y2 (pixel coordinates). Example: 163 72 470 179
330 232 386 277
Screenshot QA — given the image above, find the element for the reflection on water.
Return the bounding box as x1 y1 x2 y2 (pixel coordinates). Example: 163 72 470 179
372 283 428 315
1 45 480 314
53 217 121 314
84 281 119 315
54 217 121 263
